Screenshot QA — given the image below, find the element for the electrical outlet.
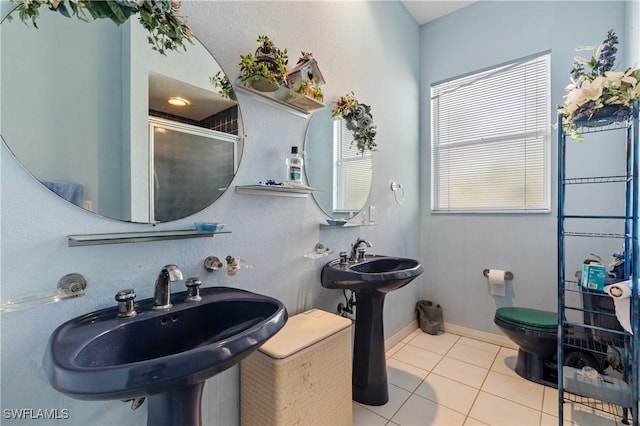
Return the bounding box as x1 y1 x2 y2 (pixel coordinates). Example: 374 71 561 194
369 205 376 223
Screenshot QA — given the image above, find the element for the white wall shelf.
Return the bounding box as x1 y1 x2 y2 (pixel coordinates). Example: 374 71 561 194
319 223 377 229
68 229 230 247
235 184 313 198
235 78 325 118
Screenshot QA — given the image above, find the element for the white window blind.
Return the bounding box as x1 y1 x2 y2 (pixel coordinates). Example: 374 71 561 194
333 118 372 213
431 53 550 213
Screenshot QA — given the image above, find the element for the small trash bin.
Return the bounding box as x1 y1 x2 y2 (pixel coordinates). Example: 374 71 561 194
416 300 443 335
240 309 352 426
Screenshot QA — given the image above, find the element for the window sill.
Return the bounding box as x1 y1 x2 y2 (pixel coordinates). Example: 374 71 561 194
429 208 552 214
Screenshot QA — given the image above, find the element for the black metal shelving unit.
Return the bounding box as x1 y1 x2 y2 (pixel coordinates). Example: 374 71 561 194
557 102 639 425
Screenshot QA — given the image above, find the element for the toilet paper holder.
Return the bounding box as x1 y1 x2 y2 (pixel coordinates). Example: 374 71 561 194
483 269 514 280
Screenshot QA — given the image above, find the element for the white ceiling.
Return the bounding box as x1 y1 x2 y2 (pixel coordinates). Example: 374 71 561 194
148 72 235 122
400 0 475 25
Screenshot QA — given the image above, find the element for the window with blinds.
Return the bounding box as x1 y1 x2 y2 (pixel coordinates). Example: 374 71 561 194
333 118 372 213
430 53 551 213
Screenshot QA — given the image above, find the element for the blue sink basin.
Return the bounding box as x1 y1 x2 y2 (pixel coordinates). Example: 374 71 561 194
43 287 287 401
321 255 423 293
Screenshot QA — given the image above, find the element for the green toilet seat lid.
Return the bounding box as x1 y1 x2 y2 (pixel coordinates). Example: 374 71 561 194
496 307 557 331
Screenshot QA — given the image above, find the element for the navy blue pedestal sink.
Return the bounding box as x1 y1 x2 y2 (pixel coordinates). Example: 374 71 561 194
321 255 423 406
43 287 287 426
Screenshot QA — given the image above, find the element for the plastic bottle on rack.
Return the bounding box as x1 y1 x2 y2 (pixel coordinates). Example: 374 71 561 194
286 146 304 186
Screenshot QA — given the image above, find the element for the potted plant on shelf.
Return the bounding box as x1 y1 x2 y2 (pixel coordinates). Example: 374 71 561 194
238 35 289 92
7 0 193 55
332 92 378 154
558 29 640 141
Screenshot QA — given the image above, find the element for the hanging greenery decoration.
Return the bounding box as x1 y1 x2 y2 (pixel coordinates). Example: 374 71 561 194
7 0 193 55
332 92 378 154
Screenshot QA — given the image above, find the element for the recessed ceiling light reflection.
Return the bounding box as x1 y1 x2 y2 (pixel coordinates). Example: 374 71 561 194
167 97 190 107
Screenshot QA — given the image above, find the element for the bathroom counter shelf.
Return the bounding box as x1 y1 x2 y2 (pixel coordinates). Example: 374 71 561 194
557 102 639 425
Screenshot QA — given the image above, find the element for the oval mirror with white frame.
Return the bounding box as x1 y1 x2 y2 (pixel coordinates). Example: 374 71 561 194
1 9 242 223
304 105 372 219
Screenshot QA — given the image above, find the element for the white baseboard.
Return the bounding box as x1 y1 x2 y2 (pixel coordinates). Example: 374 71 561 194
385 320 517 351
384 320 419 351
443 322 517 350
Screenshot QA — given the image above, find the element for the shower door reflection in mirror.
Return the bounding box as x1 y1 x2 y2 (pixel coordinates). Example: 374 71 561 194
150 118 239 222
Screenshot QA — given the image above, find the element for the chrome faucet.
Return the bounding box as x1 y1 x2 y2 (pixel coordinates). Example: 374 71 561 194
152 264 183 310
350 238 372 262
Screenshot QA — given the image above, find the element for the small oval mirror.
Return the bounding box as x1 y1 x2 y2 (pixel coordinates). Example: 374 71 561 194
304 105 372 218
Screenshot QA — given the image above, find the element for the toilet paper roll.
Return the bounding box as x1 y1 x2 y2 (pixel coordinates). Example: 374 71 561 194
488 269 506 296
604 280 633 334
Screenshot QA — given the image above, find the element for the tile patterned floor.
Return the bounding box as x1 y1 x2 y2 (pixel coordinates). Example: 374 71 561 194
352 330 625 425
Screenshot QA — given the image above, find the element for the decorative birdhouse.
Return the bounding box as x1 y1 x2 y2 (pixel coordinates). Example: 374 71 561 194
286 52 325 102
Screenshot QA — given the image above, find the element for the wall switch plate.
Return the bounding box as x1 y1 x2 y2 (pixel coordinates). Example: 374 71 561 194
369 206 376 223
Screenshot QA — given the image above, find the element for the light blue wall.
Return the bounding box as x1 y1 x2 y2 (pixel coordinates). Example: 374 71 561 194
420 1 628 333
0 1 420 425
626 0 640 65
